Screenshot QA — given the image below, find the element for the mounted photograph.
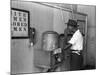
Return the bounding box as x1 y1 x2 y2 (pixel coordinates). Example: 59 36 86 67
11 0 96 74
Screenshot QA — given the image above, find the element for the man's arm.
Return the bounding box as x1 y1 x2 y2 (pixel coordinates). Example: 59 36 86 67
64 43 72 50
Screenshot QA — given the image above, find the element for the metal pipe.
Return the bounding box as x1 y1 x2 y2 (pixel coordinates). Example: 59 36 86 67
33 2 87 16
12 0 87 16
33 2 72 12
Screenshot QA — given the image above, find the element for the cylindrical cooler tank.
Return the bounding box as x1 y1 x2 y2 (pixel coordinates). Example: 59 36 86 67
42 31 59 51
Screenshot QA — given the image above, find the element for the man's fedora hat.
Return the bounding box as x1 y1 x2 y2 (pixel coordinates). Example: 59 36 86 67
65 19 78 27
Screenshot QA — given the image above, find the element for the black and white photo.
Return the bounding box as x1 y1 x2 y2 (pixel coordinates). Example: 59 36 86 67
11 0 96 74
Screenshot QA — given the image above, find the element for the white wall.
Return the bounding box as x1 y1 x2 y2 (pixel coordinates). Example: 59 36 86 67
53 9 71 34
11 1 54 73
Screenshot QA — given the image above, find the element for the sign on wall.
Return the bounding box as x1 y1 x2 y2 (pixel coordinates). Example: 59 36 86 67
11 8 30 39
